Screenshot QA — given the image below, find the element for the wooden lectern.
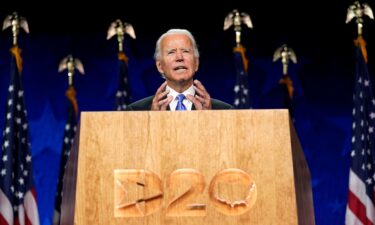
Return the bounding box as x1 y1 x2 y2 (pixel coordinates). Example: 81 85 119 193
60 110 315 225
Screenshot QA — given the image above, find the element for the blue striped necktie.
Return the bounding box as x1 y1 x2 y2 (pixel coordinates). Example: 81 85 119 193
175 94 187 111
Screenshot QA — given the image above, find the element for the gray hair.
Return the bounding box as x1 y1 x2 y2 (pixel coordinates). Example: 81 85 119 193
154 28 200 60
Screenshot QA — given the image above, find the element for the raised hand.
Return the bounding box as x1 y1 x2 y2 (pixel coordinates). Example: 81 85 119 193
151 81 173 110
186 80 212 110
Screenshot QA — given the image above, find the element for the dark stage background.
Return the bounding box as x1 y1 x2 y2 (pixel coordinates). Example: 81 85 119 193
1 0 375 224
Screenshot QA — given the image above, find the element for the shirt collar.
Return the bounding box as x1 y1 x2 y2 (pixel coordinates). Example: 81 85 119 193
166 84 195 99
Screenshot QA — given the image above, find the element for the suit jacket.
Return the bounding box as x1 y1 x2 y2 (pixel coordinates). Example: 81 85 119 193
126 96 233 111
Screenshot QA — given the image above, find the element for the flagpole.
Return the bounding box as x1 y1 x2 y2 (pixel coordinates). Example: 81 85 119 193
107 19 136 111
273 44 297 117
54 55 84 225
224 9 252 109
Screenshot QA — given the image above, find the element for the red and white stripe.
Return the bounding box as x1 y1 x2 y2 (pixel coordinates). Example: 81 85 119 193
0 189 39 225
346 169 375 225
0 189 13 225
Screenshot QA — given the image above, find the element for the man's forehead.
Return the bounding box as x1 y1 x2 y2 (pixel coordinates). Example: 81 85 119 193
162 35 192 45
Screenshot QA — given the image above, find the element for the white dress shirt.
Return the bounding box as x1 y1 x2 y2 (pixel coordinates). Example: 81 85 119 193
167 85 195 111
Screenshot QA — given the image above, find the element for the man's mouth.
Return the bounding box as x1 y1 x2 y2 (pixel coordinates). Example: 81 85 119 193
174 66 188 71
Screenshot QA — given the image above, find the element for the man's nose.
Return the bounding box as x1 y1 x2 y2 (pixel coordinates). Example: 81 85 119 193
175 51 184 60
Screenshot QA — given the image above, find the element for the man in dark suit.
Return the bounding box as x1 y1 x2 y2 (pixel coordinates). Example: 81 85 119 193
126 28 233 111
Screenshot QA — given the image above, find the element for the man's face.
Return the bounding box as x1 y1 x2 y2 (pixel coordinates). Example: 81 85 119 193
156 34 199 84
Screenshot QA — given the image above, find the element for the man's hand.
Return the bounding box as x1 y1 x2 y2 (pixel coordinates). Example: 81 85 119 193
186 79 212 110
151 81 173 110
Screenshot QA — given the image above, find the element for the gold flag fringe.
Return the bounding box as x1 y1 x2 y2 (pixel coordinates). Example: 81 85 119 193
10 46 23 74
233 44 249 74
65 86 78 117
279 75 294 99
118 52 129 65
354 36 368 63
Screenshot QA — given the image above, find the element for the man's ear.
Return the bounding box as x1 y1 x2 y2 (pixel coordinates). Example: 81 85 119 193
195 58 199 72
156 61 164 74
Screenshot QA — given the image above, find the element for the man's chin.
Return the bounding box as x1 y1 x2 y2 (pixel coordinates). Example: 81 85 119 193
176 78 192 83
167 78 193 86
168 75 193 83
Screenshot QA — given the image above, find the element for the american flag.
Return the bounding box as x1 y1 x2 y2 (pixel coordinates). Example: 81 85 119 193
115 52 131 110
345 46 375 225
233 45 250 109
0 47 40 225
53 86 78 225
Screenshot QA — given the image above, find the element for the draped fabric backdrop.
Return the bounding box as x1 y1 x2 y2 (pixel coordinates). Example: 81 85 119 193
1 1 375 224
